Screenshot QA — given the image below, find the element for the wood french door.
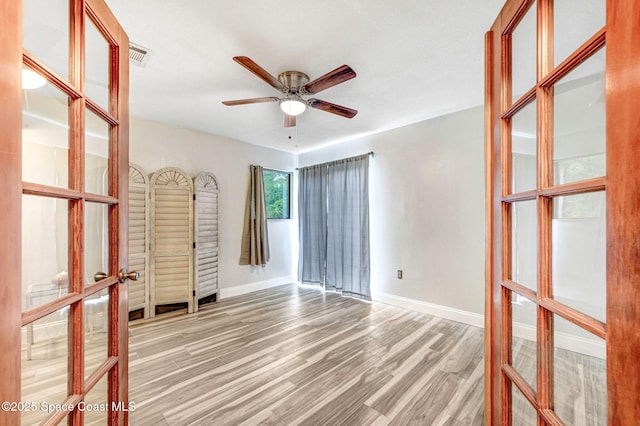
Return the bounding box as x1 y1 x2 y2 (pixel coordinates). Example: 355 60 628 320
485 0 640 424
0 0 130 424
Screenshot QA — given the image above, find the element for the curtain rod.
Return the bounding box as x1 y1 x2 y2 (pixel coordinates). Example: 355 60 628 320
295 151 374 170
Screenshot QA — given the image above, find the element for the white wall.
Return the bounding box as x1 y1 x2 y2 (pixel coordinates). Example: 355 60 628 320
298 106 486 319
129 117 297 295
22 96 604 356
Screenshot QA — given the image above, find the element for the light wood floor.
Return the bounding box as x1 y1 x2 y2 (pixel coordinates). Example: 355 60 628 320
128 284 485 425
511 337 606 425
20 284 607 425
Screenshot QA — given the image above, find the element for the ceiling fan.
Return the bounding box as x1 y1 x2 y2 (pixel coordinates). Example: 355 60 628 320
222 56 358 127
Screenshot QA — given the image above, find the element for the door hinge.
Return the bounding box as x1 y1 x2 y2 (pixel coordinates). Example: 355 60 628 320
193 242 196 249
193 194 196 201
193 290 196 297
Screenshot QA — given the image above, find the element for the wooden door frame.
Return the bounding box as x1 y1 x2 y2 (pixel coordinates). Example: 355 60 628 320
90 0 131 422
485 0 640 424
604 1 640 422
0 2 24 424
0 1 129 424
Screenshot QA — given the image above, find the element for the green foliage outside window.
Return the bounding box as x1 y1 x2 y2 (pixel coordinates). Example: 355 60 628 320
263 169 291 219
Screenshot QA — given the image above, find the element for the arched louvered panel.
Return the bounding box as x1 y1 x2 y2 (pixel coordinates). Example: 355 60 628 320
193 172 219 312
149 167 194 316
128 163 149 318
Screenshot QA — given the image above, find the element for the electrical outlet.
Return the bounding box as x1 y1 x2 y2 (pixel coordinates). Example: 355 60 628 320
397 270 403 279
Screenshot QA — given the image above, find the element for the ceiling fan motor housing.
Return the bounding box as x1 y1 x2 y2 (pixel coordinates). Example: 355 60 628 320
277 71 310 93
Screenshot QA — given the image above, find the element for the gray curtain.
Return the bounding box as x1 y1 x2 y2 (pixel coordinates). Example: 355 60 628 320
298 165 328 283
240 165 270 265
298 154 370 300
325 155 370 299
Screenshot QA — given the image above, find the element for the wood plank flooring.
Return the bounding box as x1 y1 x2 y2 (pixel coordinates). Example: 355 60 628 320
20 284 607 424
511 337 606 425
128 284 485 425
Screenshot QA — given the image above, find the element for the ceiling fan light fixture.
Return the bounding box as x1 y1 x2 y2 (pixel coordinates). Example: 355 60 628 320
280 98 307 116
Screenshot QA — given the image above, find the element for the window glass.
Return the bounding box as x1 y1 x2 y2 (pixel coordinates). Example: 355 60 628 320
263 169 291 219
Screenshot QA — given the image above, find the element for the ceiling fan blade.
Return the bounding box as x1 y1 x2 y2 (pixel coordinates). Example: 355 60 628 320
303 65 356 94
222 97 279 106
233 56 285 90
284 114 296 128
308 98 358 118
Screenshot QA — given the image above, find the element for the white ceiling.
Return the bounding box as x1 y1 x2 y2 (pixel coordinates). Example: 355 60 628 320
105 1 505 153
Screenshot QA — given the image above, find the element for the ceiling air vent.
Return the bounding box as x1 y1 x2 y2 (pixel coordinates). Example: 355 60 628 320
129 42 152 67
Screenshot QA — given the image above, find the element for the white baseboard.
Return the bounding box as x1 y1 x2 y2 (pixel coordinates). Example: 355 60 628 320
513 322 605 359
219 276 296 299
372 291 605 359
372 291 484 328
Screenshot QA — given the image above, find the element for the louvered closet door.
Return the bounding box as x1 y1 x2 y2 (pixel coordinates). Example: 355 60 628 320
149 167 194 316
128 163 149 318
193 172 219 312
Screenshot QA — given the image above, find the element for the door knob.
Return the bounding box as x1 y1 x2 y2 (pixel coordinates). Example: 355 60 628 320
94 272 108 282
119 269 139 283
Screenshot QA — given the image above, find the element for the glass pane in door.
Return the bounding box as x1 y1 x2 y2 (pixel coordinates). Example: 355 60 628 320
22 77 70 189
85 108 110 196
83 373 109 424
553 48 606 186
511 294 537 390
21 307 70 425
554 0 605 66
22 195 69 312
85 16 111 111
512 383 537 426
511 100 537 193
85 202 110 287
85 289 109 380
511 200 537 291
554 315 606 425
23 0 69 80
511 1 537 101
552 192 606 322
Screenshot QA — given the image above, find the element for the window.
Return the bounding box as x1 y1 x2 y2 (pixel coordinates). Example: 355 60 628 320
263 169 291 219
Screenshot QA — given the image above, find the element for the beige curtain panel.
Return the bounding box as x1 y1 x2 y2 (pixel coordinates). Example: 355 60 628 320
239 165 270 265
